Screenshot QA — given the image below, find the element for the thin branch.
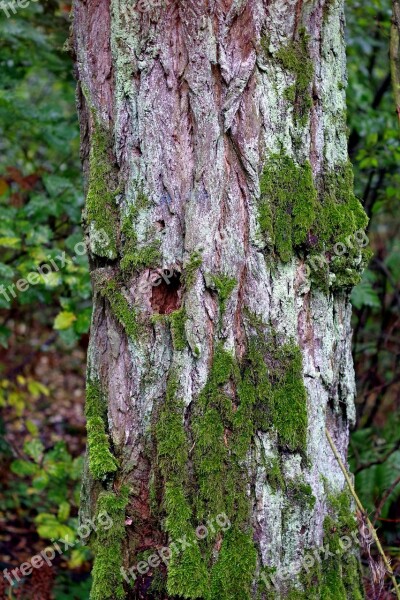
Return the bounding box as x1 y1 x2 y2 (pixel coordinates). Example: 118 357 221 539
326 428 400 600
390 0 400 122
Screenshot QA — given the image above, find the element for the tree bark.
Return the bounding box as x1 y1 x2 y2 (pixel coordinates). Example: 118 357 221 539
72 0 368 598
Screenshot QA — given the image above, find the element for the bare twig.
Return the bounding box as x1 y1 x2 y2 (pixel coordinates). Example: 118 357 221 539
391 0 400 122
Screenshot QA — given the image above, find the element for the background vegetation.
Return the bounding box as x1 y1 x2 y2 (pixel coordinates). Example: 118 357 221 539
0 1 398 598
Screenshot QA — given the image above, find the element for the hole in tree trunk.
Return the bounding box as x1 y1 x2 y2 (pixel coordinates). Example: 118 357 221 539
150 270 181 314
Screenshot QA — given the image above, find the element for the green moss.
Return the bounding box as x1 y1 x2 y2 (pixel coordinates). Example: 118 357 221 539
148 570 167 596
259 154 317 262
151 321 310 598
266 456 285 491
210 528 258 600
211 274 237 317
90 485 130 600
169 307 187 351
192 345 239 522
120 195 161 274
86 416 119 480
260 35 271 58
155 375 208 598
184 251 203 289
86 119 119 259
311 162 370 290
85 380 118 481
259 153 369 290
320 491 365 599
269 341 308 452
244 330 308 454
287 479 316 511
283 84 296 104
315 164 368 249
276 29 314 126
100 279 138 339
120 241 161 273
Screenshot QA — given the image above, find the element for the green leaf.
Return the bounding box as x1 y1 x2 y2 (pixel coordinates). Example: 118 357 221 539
74 308 92 334
27 380 50 398
23 438 44 463
0 237 21 248
58 501 71 523
54 311 77 330
32 469 50 491
0 262 14 279
11 459 38 477
351 278 380 309
0 325 11 349
35 513 76 542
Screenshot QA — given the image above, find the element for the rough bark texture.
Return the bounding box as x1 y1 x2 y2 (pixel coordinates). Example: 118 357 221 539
72 0 369 598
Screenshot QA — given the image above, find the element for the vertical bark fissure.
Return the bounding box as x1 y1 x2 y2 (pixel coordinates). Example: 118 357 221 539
73 0 368 598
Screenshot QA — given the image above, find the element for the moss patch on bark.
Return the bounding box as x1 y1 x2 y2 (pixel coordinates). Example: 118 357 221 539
169 307 187 351
259 154 317 262
86 120 119 259
99 278 138 339
259 153 370 290
85 380 118 481
90 486 130 600
211 274 237 318
184 251 203 289
155 374 208 598
275 29 314 126
120 192 161 274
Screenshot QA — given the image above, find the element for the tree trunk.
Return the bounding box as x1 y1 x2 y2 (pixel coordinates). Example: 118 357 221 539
72 0 369 598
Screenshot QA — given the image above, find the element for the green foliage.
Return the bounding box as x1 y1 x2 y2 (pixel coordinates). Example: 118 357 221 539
4 435 83 559
349 415 400 522
351 270 381 309
0 4 90 348
9 439 82 510
346 0 400 555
